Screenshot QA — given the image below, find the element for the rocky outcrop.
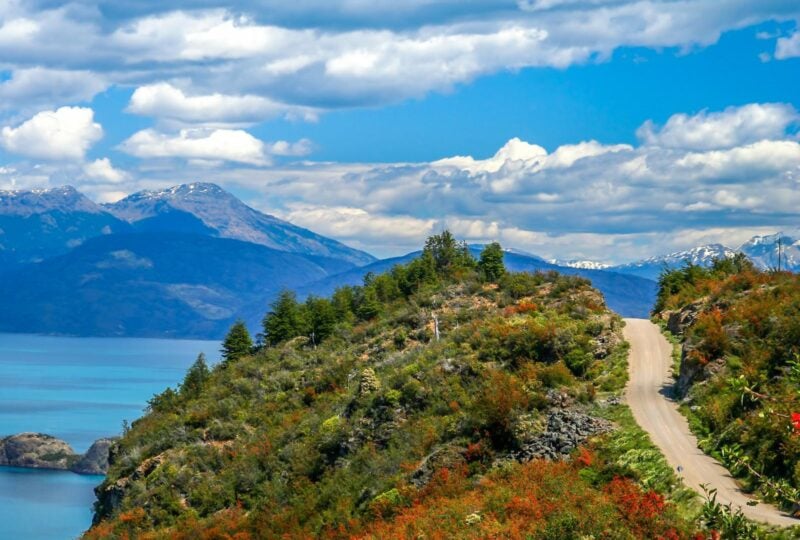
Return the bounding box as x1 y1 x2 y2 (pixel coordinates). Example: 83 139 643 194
0 432 115 474
0 433 76 470
513 410 612 462
71 438 117 475
661 299 706 336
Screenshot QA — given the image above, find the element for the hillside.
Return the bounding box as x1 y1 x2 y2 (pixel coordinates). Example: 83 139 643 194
0 233 353 338
85 235 699 539
654 256 800 513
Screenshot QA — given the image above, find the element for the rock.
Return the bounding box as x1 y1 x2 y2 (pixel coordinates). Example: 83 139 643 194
513 410 612 463
71 438 117 475
0 432 116 474
410 444 467 488
0 433 77 470
665 300 705 336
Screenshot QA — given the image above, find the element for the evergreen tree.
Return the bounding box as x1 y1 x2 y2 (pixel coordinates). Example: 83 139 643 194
181 353 210 398
356 286 381 320
221 320 253 361
263 290 307 346
478 242 506 282
423 230 475 275
305 295 337 345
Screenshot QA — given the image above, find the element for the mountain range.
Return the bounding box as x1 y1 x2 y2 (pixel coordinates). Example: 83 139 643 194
0 182 795 338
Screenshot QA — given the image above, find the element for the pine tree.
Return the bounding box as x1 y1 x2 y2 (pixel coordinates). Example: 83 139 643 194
263 290 307 346
181 353 210 398
305 295 337 346
478 242 506 282
221 320 253 361
356 286 381 320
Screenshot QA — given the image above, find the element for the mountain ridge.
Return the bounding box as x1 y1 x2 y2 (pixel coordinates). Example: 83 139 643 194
106 182 375 267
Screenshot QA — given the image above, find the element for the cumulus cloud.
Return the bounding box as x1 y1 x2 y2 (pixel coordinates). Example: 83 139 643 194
0 2 796 117
119 128 272 165
775 29 800 59
83 158 126 183
168 102 799 261
119 128 309 164
0 68 107 114
127 82 318 126
637 103 798 150
0 106 103 160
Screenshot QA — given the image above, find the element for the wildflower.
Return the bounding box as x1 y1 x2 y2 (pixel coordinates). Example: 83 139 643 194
791 412 800 432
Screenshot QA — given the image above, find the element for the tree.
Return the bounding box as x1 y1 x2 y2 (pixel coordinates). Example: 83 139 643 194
356 286 381 320
181 353 210 398
478 242 506 282
423 230 475 274
305 295 337 346
263 290 307 346
221 320 253 361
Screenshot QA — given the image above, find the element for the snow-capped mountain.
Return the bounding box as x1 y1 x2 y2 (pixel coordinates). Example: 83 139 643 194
738 231 800 271
0 186 128 271
610 244 738 281
549 259 610 270
106 183 375 266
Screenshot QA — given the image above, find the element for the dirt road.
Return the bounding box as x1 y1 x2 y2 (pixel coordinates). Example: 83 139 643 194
623 318 798 527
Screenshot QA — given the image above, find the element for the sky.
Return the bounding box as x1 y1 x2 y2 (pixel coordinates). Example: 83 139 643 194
0 1 799 262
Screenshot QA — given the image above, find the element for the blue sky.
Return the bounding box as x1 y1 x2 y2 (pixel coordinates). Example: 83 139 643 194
0 1 799 261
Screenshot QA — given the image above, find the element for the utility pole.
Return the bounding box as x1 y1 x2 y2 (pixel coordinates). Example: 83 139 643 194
778 236 782 272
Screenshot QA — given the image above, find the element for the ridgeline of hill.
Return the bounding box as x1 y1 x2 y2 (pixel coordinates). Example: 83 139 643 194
85 234 711 539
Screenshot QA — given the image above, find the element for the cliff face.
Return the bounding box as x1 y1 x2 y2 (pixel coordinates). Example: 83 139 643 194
0 433 116 474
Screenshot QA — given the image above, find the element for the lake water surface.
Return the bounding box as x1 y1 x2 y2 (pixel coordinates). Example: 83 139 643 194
0 333 219 539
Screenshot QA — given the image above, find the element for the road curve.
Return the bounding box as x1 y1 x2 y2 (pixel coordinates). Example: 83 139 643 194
623 318 798 527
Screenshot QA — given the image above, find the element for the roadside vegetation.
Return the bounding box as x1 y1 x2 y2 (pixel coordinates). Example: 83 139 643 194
654 256 800 537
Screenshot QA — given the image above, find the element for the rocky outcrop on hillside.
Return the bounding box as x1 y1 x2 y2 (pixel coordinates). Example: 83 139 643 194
0 432 116 474
514 410 612 462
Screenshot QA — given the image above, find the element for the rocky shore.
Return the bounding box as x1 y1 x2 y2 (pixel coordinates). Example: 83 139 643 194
0 433 116 475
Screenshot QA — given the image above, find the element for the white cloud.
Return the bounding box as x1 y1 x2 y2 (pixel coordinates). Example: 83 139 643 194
0 2 796 116
637 103 798 150
0 68 107 114
0 106 103 160
127 82 317 125
775 29 800 59
83 158 126 183
268 139 314 157
119 128 273 165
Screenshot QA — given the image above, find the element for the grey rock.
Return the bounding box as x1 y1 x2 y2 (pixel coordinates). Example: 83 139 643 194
71 438 117 475
513 410 612 463
0 433 76 470
0 433 116 474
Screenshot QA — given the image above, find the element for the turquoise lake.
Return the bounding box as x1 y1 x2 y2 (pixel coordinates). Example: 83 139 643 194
0 333 219 540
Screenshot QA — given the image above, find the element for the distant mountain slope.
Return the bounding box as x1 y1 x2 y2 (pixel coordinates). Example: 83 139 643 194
0 186 129 273
106 183 375 266
738 231 800 271
0 233 354 338
298 248 657 318
610 244 738 281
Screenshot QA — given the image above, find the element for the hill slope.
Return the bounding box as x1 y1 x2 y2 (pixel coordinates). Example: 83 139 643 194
654 258 800 515
0 233 353 338
85 237 697 539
